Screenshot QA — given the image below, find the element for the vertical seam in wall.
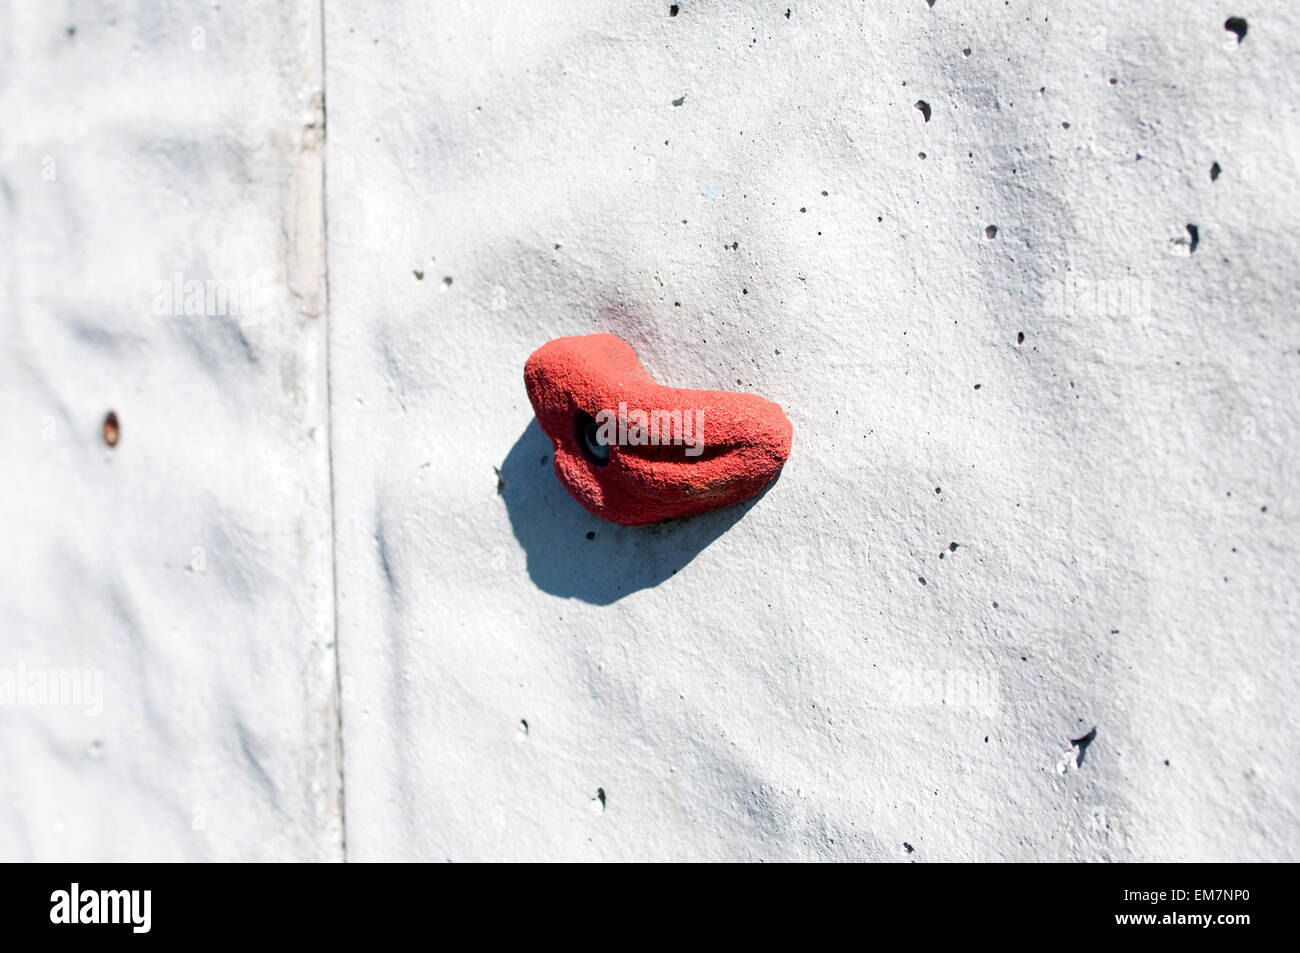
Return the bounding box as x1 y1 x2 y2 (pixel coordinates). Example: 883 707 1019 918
318 0 347 863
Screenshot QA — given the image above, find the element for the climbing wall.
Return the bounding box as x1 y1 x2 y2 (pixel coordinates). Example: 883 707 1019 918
0 2 339 860
325 1 1300 860
3 1 1298 861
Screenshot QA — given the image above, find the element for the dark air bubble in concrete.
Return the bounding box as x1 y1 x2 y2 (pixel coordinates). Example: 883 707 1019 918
102 411 120 448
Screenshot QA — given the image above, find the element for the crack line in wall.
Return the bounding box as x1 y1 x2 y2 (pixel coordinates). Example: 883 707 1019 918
317 0 347 863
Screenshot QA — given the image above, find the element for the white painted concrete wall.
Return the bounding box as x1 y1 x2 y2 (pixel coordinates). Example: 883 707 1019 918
0 1 337 860
2 1 1297 861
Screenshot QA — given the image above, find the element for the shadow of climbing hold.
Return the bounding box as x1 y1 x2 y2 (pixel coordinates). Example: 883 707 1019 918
497 420 773 604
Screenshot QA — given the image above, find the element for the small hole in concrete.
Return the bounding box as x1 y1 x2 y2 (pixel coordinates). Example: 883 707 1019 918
1070 726 1097 766
102 411 120 448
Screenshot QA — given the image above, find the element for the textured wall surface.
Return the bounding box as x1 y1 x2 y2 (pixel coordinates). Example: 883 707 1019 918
0 1 338 860
3 1 1298 861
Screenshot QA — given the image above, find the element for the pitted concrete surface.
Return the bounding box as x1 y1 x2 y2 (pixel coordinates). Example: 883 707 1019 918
2 2 1297 861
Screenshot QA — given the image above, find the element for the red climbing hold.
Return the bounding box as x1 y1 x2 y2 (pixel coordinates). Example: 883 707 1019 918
524 333 793 526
